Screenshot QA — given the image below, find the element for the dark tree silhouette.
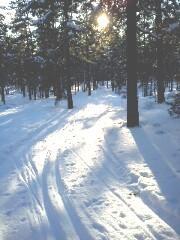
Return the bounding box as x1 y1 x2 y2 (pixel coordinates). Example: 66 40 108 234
156 0 165 103
127 0 139 127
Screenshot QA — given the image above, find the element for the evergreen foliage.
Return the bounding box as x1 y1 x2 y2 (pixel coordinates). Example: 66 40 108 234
0 0 179 123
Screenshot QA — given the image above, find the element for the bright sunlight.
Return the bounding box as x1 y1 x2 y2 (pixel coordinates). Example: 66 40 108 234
97 13 109 30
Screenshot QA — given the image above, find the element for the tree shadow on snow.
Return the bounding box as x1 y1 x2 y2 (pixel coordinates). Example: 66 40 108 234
131 127 180 234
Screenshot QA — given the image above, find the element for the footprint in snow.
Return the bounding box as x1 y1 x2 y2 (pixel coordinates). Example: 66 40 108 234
139 182 147 189
70 179 77 183
5 210 12 216
20 217 26 222
2 192 10 197
155 130 165 135
65 162 75 167
84 200 92 207
112 210 117 214
129 191 139 196
104 202 109 206
153 123 161 127
119 212 126 218
119 223 127 229
17 183 24 187
92 222 107 233
85 198 103 207
12 229 17 234
118 150 124 154
140 171 151 178
96 199 105 205
128 173 139 184
90 179 95 185
141 121 148 126
80 174 86 179
96 149 101 152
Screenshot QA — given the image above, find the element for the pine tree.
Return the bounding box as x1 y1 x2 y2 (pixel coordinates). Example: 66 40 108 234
127 0 139 127
10 0 35 99
0 13 7 104
155 0 165 103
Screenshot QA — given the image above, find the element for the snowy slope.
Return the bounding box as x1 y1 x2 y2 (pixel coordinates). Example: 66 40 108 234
0 88 180 240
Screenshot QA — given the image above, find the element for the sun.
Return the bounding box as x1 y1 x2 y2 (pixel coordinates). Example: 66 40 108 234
97 13 109 31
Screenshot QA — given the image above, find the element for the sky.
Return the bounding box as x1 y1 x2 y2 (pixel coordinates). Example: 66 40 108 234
0 0 10 7
0 0 13 24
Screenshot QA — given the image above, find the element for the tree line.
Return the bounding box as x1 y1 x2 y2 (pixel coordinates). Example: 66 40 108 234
0 0 179 126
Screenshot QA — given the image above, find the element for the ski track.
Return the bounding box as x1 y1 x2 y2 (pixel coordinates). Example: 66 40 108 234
61 109 158 240
0 104 80 240
67 149 157 240
55 102 179 239
55 158 94 240
42 160 78 240
0 89 180 240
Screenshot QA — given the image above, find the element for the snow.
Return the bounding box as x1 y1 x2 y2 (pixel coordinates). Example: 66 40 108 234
33 56 45 64
0 0 10 8
67 20 81 32
0 87 180 240
33 10 53 25
164 22 180 33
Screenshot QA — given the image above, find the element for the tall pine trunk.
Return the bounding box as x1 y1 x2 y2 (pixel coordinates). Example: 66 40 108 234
1 85 5 104
156 0 165 103
64 1 73 109
87 64 91 96
127 0 139 127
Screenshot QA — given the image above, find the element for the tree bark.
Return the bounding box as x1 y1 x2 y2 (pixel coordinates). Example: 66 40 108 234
1 86 5 104
87 64 91 96
64 1 73 109
156 0 165 103
127 0 139 127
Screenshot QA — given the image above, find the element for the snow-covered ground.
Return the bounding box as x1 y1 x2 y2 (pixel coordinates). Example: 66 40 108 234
0 87 180 240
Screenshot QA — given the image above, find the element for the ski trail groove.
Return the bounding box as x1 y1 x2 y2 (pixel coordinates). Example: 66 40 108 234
55 157 94 240
69 148 157 240
42 158 81 240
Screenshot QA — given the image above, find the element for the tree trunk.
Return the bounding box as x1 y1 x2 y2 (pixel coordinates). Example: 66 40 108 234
127 0 139 127
156 0 165 103
1 86 5 104
64 1 73 109
93 78 96 90
111 80 115 91
28 85 32 100
87 64 91 96
22 85 26 97
55 65 65 101
34 87 37 100
77 80 80 92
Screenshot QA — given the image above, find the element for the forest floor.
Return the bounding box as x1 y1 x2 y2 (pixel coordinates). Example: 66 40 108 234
0 86 180 240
